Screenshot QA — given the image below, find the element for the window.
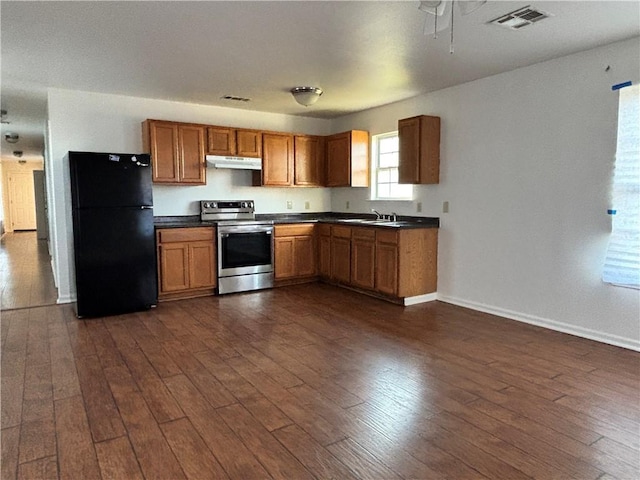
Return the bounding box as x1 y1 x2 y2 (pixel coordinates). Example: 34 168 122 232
603 83 639 289
371 132 413 200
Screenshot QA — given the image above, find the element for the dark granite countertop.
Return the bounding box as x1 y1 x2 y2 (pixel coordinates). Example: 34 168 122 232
154 212 439 229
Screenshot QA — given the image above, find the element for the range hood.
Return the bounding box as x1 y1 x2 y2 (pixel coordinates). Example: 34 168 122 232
206 155 262 170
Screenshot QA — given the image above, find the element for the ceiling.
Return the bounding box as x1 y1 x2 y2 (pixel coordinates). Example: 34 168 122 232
1 1 639 161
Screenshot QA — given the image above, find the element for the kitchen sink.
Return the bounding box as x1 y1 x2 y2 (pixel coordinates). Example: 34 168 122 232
333 218 412 227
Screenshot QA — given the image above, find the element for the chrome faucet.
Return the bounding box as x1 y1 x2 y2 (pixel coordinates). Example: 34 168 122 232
372 209 382 220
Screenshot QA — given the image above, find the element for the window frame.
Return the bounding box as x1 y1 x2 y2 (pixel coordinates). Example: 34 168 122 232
370 131 413 201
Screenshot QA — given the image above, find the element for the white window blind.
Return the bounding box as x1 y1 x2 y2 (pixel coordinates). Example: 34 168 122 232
603 83 640 288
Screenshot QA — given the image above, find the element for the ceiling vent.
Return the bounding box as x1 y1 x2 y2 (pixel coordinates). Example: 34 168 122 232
221 95 251 103
489 5 551 30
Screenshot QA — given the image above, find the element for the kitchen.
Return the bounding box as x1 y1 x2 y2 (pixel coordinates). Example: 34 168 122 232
1 1 639 479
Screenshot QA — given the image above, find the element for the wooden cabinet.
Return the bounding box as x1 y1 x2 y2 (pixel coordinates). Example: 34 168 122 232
318 222 438 301
143 120 206 185
351 228 376 290
255 133 294 186
375 230 399 296
398 115 440 184
326 130 370 187
206 126 262 157
236 129 262 157
206 126 236 155
330 225 352 284
294 135 325 186
156 227 217 300
318 224 332 279
375 228 438 298
274 224 317 282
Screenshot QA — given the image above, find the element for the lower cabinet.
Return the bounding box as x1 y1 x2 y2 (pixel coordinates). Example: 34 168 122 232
318 223 438 301
274 224 317 283
156 227 217 300
318 224 332 279
330 226 352 284
351 228 375 290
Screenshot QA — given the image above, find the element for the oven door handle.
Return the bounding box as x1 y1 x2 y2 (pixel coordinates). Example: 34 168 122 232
218 228 273 236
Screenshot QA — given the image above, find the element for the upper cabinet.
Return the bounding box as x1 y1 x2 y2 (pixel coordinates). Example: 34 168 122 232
294 135 325 187
326 130 370 187
143 120 206 185
206 126 236 155
206 126 262 158
398 115 440 185
255 133 294 186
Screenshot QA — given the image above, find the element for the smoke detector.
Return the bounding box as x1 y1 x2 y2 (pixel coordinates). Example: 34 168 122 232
489 5 551 30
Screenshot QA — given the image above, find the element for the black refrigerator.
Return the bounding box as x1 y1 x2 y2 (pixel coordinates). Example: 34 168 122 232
69 151 157 317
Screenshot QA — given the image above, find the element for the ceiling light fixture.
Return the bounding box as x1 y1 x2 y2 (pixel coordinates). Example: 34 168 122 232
419 0 486 53
290 87 323 107
4 133 19 143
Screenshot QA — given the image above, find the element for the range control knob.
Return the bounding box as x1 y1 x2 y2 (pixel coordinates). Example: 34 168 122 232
241 202 248 208
202 202 209 209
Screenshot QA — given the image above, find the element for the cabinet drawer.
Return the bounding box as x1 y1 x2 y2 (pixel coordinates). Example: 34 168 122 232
158 227 215 243
376 229 398 244
274 223 315 237
318 224 332 236
332 225 352 239
351 227 375 241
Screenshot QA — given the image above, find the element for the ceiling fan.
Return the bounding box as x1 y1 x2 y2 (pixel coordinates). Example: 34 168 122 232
419 0 487 53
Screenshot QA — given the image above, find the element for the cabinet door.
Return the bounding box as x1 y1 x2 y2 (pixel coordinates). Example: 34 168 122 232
150 122 180 183
188 241 216 289
207 127 236 155
262 133 293 186
295 236 316 277
375 242 398 296
319 234 331 279
351 238 375 290
236 130 262 157
326 133 350 187
398 115 440 185
159 242 190 292
331 237 351 283
274 237 296 279
178 125 206 184
398 117 420 184
294 135 324 186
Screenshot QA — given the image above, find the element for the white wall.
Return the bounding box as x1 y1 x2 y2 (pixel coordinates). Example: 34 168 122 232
332 38 640 349
47 89 332 302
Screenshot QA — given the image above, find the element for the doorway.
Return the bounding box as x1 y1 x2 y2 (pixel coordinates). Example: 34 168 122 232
0 159 57 310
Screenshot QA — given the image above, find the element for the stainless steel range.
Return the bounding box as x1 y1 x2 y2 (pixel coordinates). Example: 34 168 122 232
200 200 274 294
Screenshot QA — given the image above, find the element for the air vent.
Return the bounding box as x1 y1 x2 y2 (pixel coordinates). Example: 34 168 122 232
221 95 251 102
489 5 551 30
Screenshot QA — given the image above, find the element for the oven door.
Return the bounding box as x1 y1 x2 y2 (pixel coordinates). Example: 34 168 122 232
218 224 274 277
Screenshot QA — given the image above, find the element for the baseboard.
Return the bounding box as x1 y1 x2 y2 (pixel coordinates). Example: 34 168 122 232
56 294 75 304
404 292 438 306
438 295 640 352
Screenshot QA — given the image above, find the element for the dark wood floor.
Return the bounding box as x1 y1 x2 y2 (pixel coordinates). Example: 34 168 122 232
0 231 58 311
1 283 639 479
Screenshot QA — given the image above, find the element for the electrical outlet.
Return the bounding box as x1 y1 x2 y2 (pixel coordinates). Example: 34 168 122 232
304 201 310 210
416 202 422 213
443 201 449 213
286 200 293 210
346 201 350 210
